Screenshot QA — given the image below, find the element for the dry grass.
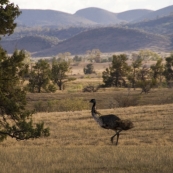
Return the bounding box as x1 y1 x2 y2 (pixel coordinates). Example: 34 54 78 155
26 87 173 111
1 103 173 173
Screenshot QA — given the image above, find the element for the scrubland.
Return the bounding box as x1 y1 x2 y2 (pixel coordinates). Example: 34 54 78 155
1 63 173 173
1 100 173 173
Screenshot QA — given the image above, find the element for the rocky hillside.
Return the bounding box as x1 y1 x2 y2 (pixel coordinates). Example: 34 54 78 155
33 27 172 57
127 14 173 35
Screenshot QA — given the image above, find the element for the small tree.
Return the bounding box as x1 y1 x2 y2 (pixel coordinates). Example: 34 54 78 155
102 54 130 87
28 59 51 93
0 48 49 141
137 65 155 93
83 63 95 74
51 58 73 90
163 53 173 87
73 55 82 62
128 57 143 90
150 58 164 85
138 50 161 61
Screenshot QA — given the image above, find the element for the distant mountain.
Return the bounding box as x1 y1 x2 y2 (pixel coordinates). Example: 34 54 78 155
14 6 173 27
1 6 173 56
117 9 153 22
128 14 173 36
1 35 59 53
15 9 97 27
74 7 153 24
133 5 173 22
33 27 172 57
0 27 92 53
41 27 90 40
74 7 123 24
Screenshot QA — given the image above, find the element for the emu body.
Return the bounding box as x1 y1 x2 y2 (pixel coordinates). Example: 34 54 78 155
90 99 134 145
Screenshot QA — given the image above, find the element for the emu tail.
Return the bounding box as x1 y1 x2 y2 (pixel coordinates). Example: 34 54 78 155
117 119 134 130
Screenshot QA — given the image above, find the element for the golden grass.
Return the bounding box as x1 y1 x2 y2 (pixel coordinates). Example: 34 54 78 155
26 87 173 111
1 103 173 172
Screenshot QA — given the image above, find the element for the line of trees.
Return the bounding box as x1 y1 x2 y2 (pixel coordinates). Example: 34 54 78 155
26 57 73 92
102 53 173 93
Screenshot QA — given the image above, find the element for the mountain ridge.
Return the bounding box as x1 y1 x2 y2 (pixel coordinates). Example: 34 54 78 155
32 27 172 57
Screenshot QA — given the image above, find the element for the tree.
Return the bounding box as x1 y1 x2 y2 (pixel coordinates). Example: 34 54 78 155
150 58 164 85
51 58 72 90
28 59 51 93
0 48 49 141
136 65 155 94
0 0 21 37
0 0 49 141
163 53 173 87
138 50 161 61
83 63 95 74
86 49 101 62
73 55 82 62
102 54 130 87
128 56 143 89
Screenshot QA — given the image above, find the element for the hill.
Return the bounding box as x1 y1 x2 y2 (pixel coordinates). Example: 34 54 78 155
75 7 153 24
1 35 59 53
128 14 173 36
74 7 122 24
117 9 153 22
33 27 172 57
12 6 173 27
15 9 97 27
133 5 173 22
1 6 173 56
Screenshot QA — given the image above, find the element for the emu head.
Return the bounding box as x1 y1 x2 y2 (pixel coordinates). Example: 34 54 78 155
90 99 96 103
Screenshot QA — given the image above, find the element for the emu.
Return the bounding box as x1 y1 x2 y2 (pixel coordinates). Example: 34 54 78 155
90 99 134 145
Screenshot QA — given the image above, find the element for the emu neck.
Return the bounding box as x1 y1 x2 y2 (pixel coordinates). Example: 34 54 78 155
91 102 103 126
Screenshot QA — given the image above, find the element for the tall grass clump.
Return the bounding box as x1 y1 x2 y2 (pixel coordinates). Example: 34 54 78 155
115 93 140 107
34 98 89 112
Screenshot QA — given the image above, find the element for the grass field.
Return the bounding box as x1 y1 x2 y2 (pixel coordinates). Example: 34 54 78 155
1 61 173 173
0 102 173 173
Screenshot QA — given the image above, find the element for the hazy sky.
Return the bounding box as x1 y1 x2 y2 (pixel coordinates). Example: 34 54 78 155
11 0 173 14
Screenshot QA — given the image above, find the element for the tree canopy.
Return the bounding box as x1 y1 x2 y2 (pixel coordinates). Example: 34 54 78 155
51 58 72 90
102 54 130 87
0 49 49 141
0 0 21 37
0 0 49 141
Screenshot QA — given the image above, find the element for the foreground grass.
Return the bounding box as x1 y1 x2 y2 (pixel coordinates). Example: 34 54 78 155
0 146 172 173
0 104 173 172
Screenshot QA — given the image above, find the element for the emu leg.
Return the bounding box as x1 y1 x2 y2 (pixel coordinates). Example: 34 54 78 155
110 130 122 145
116 133 120 145
110 133 117 143
116 130 122 145
110 131 118 144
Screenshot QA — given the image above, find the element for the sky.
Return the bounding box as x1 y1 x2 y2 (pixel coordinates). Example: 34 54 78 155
11 0 173 14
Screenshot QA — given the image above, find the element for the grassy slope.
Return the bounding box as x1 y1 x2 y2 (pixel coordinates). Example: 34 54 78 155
0 103 173 173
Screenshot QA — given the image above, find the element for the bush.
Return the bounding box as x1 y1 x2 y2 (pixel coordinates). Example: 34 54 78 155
115 93 140 107
83 84 100 92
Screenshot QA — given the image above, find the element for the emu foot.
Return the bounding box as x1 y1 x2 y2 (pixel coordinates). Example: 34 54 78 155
110 137 118 145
